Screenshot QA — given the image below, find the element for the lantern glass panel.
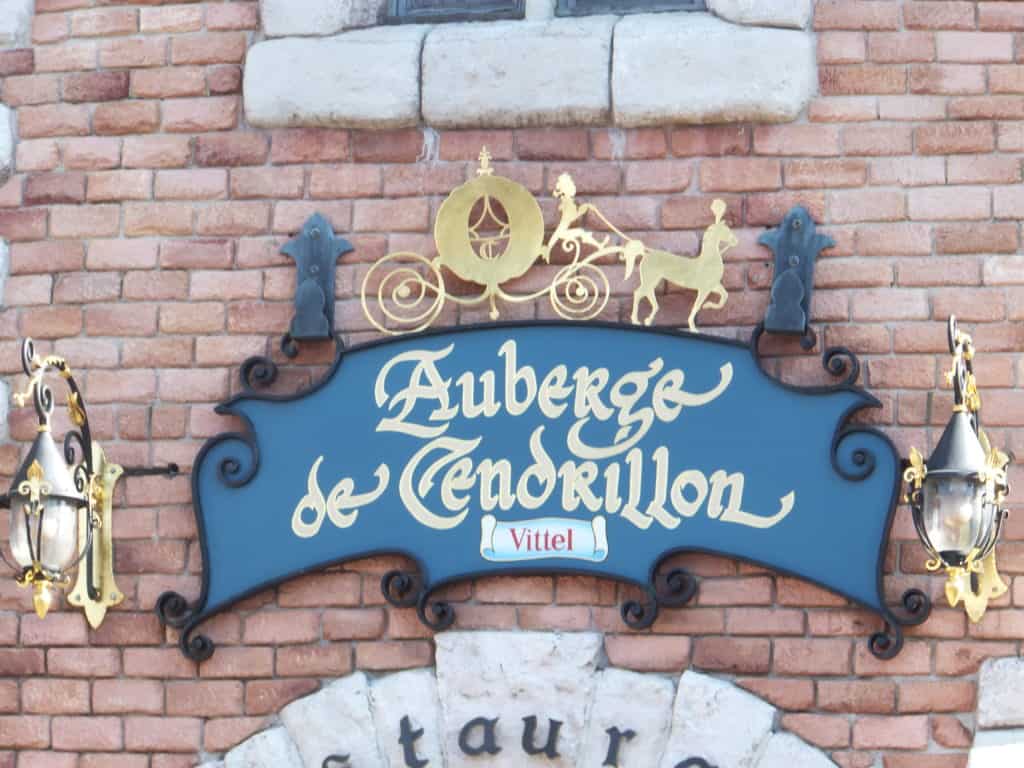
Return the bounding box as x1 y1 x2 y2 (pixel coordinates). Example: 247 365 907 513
9 498 78 573
920 475 992 566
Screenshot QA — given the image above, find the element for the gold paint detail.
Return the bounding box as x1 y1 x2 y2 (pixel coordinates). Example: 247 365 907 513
18 460 51 511
67 443 124 629
944 551 1007 623
361 147 734 334
291 456 390 538
67 392 86 427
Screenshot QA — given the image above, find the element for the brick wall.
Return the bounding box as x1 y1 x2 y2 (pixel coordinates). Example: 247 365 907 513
1 1 1024 766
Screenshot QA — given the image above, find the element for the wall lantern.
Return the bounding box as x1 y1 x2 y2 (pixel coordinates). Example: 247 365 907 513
0 339 177 627
904 316 1010 622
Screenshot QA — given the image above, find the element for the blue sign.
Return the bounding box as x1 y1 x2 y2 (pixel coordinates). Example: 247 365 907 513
157 323 928 660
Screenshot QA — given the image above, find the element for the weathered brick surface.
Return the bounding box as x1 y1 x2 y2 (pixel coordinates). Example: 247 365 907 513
0 2 1020 766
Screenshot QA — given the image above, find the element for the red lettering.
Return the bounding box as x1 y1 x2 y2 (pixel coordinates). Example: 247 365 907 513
568 529 573 550
510 528 527 550
551 533 565 550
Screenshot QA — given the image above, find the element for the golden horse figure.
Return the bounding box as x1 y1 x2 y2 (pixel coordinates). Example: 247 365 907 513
621 199 738 331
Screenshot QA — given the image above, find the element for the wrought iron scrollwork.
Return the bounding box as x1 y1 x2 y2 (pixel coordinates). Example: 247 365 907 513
240 355 279 393
381 569 421 608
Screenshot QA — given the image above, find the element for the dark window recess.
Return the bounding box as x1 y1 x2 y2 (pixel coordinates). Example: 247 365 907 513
388 0 525 23
557 0 705 15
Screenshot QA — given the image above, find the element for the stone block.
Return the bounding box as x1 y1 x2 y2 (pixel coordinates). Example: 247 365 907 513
756 732 838 768
244 26 426 130
369 668 444 768
260 0 386 37
708 0 811 30
659 670 776 768
578 668 676 768
281 673 382 767
0 104 12 186
435 630 603 767
422 17 614 128
978 657 1024 728
224 727 302 768
969 729 1024 768
0 0 33 48
612 12 815 126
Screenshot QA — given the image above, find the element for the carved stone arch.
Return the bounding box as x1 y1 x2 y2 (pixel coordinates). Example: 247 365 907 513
198 631 837 767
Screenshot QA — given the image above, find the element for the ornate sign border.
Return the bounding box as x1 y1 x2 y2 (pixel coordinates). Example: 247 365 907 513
156 321 930 662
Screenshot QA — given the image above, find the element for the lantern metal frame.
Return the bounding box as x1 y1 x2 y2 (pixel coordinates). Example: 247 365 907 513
904 316 1011 623
0 338 178 627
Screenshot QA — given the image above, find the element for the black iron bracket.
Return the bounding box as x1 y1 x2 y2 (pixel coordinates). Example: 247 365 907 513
758 206 834 349
280 213 354 359
121 463 179 479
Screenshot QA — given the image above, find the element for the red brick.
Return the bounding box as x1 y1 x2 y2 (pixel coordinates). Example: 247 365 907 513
24 172 86 205
123 271 188 300
818 681 896 713
160 239 233 269
125 717 202 752
780 714 851 749
48 648 120 677
52 272 120 303
207 3 259 30
71 7 137 37
353 198 429 232
244 679 319 715
35 41 96 72
951 96 1024 120
92 679 165 714
163 96 238 133
197 133 269 167
910 64 986 95
309 164 382 198
820 65 906 95
276 645 353 677
50 204 119 238
671 125 749 156
33 12 69 45
815 0 900 30
0 49 34 76
4 275 52 305
819 31 866 63
10 241 84 273
981 2 1024 30
355 641 434 671
197 202 270 236
231 166 305 199
0 717 50 749
94 101 160 136
87 238 158 270
124 202 193 236
691 637 768 674
843 124 913 156
830 189 906 223
852 716 928 750
131 66 205 98
85 169 150 202
937 31 1014 62
908 187 990 221
949 155 1020 185
156 169 227 200
754 124 841 156
86 305 157 337
347 129 423 163
207 64 242 95
17 103 90 138
124 135 192 168
868 32 935 63
243 611 319 644
167 681 243 717
140 5 203 33
785 159 866 188
916 122 995 154
2 74 60 106
699 158 780 192
22 679 89 714
171 32 247 65
16 139 61 171
160 301 225 333
63 137 121 170
905 1 975 30
99 37 167 69
0 209 47 240
271 129 350 164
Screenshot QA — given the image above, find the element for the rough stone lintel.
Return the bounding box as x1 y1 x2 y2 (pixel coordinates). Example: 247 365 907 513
243 12 816 130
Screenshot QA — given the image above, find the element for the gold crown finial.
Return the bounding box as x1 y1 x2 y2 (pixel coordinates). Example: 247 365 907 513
477 147 493 176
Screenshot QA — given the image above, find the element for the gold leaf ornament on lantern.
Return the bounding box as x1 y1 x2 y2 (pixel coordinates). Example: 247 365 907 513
360 148 735 334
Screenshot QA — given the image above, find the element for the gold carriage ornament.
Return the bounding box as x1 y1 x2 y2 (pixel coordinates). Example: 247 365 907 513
360 148 737 335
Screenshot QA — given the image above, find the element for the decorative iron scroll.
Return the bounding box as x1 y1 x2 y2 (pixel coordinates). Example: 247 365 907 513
361 148 736 334
158 320 927 662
